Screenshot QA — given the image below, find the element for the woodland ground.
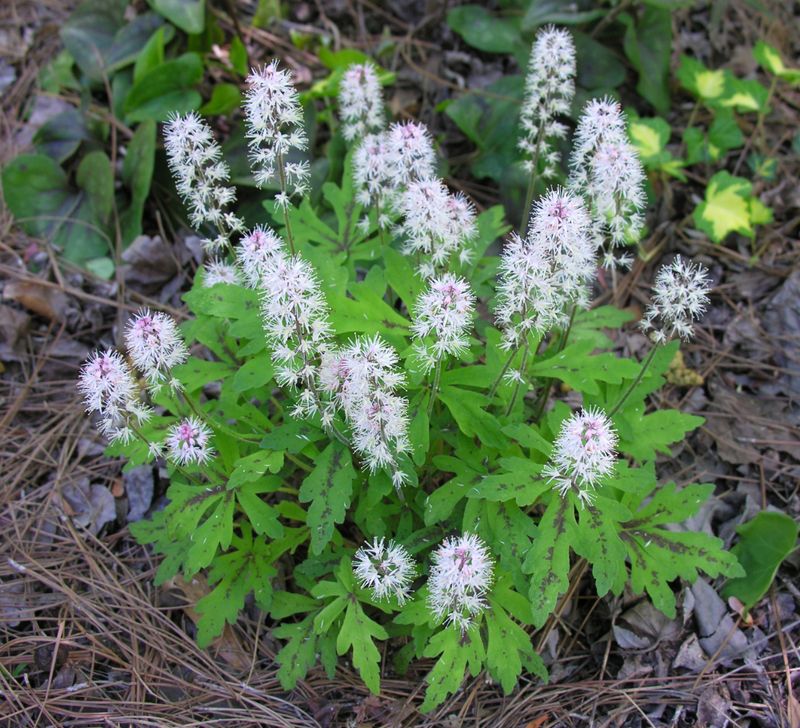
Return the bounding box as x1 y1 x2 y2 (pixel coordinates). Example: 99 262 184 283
0 1 798 726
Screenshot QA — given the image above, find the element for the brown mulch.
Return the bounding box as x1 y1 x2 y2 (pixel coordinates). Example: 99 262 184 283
1 0 798 726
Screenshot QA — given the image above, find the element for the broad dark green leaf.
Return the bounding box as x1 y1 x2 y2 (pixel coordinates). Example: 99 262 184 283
124 52 203 122
147 0 205 34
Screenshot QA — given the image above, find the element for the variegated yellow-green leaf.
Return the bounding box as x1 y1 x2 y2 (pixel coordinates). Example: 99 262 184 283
693 171 771 243
677 55 725 102
753 40 800 84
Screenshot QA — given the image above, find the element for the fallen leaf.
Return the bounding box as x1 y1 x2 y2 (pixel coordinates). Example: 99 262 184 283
59 478 117 535
3 280 70 322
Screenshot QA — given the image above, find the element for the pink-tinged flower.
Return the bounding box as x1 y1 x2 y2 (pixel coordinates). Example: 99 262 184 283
165 417 214 465
519 26 576 179
78 350 151 444
589 139 646 248
259 252 333 395
386 121 436 186
411 274 475 372
495 188 595 352
243 60 309 202
124 309 188 392
163 112 244 252
398 178 477 277
569 97 627 188
319 335 410 488
236 225 285 287
640 256 711 344
427 533 494 631
543 407 618 504
203 260 242 287
352 131 394 224
353 537 416 604
338 63 385 142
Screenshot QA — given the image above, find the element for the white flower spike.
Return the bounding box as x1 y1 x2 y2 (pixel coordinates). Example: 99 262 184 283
124 309 188 392
166 417 214 466
519 26 576 179
411 273 475 373
244 60 310 204
543 407 618 505
427 533 494 632
353 537 416 604
338 63 385 142
163 112 245 252
640 256 711 344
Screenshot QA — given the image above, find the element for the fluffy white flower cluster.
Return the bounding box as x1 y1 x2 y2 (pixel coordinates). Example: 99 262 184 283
641 256 711 343
352 121 437 229
124 309 188 392
203 260 242 287
79 315 215 466
259 250 333 398
544 407 618 504
236 225 284 287
244 60 310 206
519 26 576 179
338 63 385 142
411 274 475 373
163 112 245 252
353 538 416 604
163 416 215 466
569 98 646 262
397 178 478 278
319 336 410 489
78 350 152 445
427 533 494 631
495 189 596 352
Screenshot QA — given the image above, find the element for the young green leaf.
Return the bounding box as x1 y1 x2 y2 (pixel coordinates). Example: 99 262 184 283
336 600 389 695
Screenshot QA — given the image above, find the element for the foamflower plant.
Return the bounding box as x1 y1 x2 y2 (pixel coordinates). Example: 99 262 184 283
80 48 743 713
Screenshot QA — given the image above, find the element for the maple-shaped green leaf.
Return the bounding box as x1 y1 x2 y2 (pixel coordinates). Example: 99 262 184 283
336 599 389 695
195 532 276 646
439 386 508 449
620 484 744 618
617 409 704 461
273 614 320 689
753 40 800 84
228 450 284 490
299 442 356 554
572 495 630 598
485 600 546 694
529 341 641 396
693 171 772 243
237 481 284 538
420 627 485 713
523 496 576 627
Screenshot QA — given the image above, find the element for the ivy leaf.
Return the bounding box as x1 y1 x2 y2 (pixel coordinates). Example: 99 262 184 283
523 496 576 628
336 599 389 695
299 442 356 554
485 600 546 694
420 627 485 713
753 40 800 84
677 55 726 104
693 170 771 243
722 511 799 610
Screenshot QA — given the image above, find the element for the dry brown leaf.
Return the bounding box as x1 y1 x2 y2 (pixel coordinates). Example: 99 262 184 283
163 575 251 673
3 280 69 322
525 717 550 728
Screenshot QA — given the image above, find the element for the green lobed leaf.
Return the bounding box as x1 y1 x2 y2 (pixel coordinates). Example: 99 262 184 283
420 627 485 713
485 600 546 694
336 600 389 695
299 442 356 554
523 496 576 628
